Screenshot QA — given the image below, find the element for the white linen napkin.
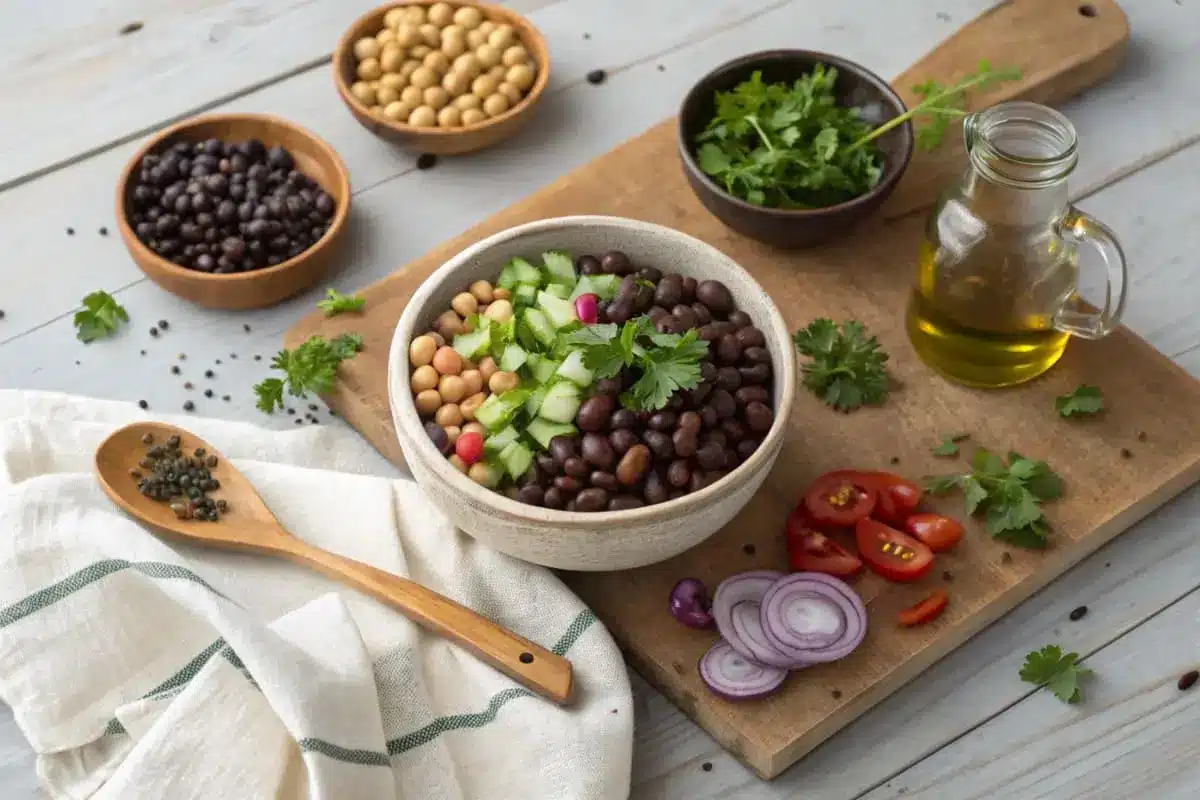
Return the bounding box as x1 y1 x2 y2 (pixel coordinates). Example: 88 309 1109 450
0 391 633 799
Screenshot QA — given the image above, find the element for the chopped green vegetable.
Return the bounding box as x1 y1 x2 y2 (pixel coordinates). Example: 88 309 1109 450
793 319 890 412
317 288 365 316
254 333 363 413
1020 645 1094 704
932 432 970 457
1055 384 1104 418
541 251 577 287
74 291 129 343
925 448 1063 548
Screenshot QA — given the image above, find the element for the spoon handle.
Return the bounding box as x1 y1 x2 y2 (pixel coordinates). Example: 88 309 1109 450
283 540 575 704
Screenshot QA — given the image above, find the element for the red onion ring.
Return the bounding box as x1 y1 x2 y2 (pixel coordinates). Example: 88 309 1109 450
729 602 810 669
759 572 867 663
698 640 787 701
712 570 800 668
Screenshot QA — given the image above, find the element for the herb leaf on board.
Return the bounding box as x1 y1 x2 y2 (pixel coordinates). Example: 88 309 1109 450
1055 384 1104 418
793 319 890 411
932 432 970 457
1020 645 1094 703
74 291 129 343
254 333 363 413
317 289 366 316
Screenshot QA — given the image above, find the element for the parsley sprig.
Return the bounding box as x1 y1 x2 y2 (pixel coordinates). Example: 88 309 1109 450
74 291 129 343
317 288 365 316
254 333 363 413
1055 384 1104 418
932 432 970 457
793 319 890 411
563 317 708 411
1020 645 1094 703
925 448 1063 548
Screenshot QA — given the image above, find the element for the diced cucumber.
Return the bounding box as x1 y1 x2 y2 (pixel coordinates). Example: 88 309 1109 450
510 257 542 286
543 283 571 300
537 290 578 329
530 354 560 384
527 418 578 449
498 441 534 480
484 425 520 454
473 389 530 432
522 307 557 347
499 343 528 372
569 274 621 301
555 349 594 387
524 384 548 417
513 283 538 308
451 326 491 361
542 251 577 287
497 263 519 290
538 381 582 424
515 316 538 351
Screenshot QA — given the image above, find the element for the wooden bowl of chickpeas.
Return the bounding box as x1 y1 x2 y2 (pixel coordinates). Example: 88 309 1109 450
334 1 549 155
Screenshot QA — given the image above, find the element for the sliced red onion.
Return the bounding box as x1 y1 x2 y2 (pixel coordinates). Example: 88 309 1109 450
698 640 787 701
712 570 802 669
759 572 867 664
730 602 809 669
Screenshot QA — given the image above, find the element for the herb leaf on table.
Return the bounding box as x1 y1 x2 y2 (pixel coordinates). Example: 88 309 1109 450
931 432 970 457
1020 645 1094 703
254 333 363 413
317 289 366 316
74 291 129 343
793 319 890 411
1055 384 1104 418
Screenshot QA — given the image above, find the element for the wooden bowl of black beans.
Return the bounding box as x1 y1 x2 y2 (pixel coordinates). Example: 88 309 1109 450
116 113 351 310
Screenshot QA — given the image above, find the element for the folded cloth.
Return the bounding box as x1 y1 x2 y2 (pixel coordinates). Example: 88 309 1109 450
0 391 633 800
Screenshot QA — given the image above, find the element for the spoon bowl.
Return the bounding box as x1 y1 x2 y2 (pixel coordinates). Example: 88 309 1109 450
95 421 574 705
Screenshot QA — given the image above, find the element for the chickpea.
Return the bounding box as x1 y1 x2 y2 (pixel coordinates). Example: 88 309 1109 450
437 105 462 128
408 105 438 128
401 85 424 105
441 23 465 40
476 44 502 69
376 85 401 106
460 392 486 421
410 66 438 90
443 426 462 447
404 6 427 25
466 29 487 49
460 369 484 395
424 331 444 347
489 370 520 394
408 364 437 393
468 279 494 304
384 100 414 122
507 63 535 91
435 403 464 427
428 2 454 26
478 21 496 37
435 309 464 337
442 71 470 96
446 293 476 320
354 37 382 60
462 421 487 438
410 334 438 366
394 23 419 48
468 462 499 487
430 344 462 374
472 74 499 99
461 357 477 371
398 60 421 82
417 23 440 48
461 108 487 126
483 93 510 117
369 105 385 117
483 298 513 322
438 374 468 404
453 93 482 111
492 287 512 301
488 24 516 50
376 28 397 46
441 33 467 60
477 356 498 382
448 454 469 473
497 81 522 106
350 81 377 105
380 46 404 73
357 58 382 81
502 45 529 67
383 7 406 28
410 44 433 59
453 53 483 79
453 5 484 29
415 389 442 416
487 64 507 83
424 86 451 111
423 50 451 74
380 72 406 90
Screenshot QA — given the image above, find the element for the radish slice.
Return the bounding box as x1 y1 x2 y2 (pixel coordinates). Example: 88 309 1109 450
712 571 799 668
759 572 867 664
698 641 787 701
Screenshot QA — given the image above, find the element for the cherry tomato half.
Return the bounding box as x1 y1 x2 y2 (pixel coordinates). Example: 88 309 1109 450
904 513 964 552
854 518 935 583
785 510 864 578
824 470 922 525
898 589 949 627
803 472 877 528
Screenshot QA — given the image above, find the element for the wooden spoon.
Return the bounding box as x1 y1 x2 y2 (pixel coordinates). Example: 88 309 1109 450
95 421 574 705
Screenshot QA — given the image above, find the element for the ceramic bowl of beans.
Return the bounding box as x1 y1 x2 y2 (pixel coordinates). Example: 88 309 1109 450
116 113 351 310
334 1 550 155
388 215 797 571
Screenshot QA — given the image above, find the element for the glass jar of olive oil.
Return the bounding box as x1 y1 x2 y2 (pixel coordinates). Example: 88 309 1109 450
906 101 1128 388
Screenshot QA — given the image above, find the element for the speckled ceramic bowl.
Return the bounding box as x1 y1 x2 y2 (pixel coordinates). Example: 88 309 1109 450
388 216 796 571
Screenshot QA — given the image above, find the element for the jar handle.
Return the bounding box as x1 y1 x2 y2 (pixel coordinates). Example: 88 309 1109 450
1052 207 1128 339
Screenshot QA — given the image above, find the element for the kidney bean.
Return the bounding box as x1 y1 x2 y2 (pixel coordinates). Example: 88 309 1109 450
616 444 652 485
424 422 451 455
564 457 590 479
709 321 737 340
679 410 702 430
704 430 728 449
648 411 677 431
601 250 632 275
710 389 737 419
717 334 743 364
648 305 669 323
590 471 619 491
743 346 771 364
575 488 610 512
655 275 683 307
672 427 699 459
681 276 697 303
671 304 698 330
516 485 545 506
655 315 682 335
698 325 720 342
691 303 712 325
644 471 669 504
565 499 578 511
700 362 718 382
536 453 557 474
735 385 770 406
581 434 616 470
643 430 675 461
609 428 640 455
700 405 719 428
595 377 623 396
549 435 578 465
607 298 634 325
745 401 775 433
696 442 727 471
614 274 638 305
713 366 741 392
736 439 760 460
576 395 614 432
728 311 752 329
696 280 733 314
610 409 638 429
739 363 771 384
720 419 747 441
638 265 663 282
633 282 655 312
553 475 583 494
667 393 685 411
686 383 712 406
688 471 712 493
666 460 692 488
735 326 766 348
543 487 567 509
576 254 601 275
608 494 646 511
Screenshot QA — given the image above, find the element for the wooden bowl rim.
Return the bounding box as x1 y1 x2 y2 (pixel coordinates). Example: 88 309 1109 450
332 0 551 140
389 214 799 529
676 48 915 219
114 112 352 285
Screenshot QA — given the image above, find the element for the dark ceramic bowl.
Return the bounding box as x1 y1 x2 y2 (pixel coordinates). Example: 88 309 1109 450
678 50 913 249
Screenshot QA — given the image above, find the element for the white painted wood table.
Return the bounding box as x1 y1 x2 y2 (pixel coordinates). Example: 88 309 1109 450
2 0 1198 797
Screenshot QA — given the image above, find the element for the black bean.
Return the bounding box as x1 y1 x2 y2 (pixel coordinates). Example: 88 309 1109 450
516 485 545 506
696 280 734 314
710 389 736 419
648 305 669 323
689 471 711 493
600 250 632 275
671 304 698 330
595 377 623 396
671 427 699 459
739 363 771 384
577 254 602 275
590 471 619 491
736 439 759 460
703 430 728 449
744 401 774 433
727 311 752 329
549 435 579 465
638 265 663 282
686 382 712 407
644 471 669 504
553 475 583 494
609 428 640 456
581 434 616 470
607 494 645 511
700 405 719 428
735 385 770 406
667 393 685 411
666 460 692 488
575 488 610 512
680 276 697 303
698 325 721 342
643 430 674 461
720 419 747 442
655 275 683 308
743 346 771 364
606 299 634 326
543 487 568 509
1069 606 1088 621
678 410 702 431
735 326 766 348
563 457 590 479
648 411 677 431
536 453 558 475
654 315 682 335
610 408 637 429
576 395 614 432
717 335 743 364
691 303 712 326
712 366 741 392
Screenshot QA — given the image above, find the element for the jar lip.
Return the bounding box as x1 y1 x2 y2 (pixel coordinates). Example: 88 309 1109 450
969 101 1078 186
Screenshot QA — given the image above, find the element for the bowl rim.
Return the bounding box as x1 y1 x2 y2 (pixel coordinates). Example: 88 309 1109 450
388 214 798 529
676 48 915 218
333 0 551 140
114 112 352 285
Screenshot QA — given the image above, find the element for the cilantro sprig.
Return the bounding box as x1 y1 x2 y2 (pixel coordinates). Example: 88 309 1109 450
317 288 366 317
925 448 1063 548
563 317 707 411
932 432 970 457
793 318 890 412
254 333 363 413
1055 384 1104 418
694 60 1019 209
74 291 129 343
1020 645 1094 704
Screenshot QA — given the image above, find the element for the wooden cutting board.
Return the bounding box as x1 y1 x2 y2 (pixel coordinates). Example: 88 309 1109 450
285 0 1189 780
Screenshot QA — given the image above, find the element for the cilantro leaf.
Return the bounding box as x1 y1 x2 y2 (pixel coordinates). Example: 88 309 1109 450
254 334 363 413
1020 645 1094 703
793 318 890 411
568 317 705 410
73 291 129 343
1055 384 1104 418
254 378 285 414
630 329 705 411
317 288 366 316
932 432 970 456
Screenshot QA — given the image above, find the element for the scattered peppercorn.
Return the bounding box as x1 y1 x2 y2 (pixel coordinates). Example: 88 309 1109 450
1001 552 1013 564
1069 605 1088 621
0 310 5 319
243 324 252 333
205 370 215 379
171 365 181 375
138 400 149 409
158 320 169 330
308 404 318 411
657 64 665 72
204 389 214 398
310 417 319 424
222 395 231 402
230 353 238 359
742 543 755 555
99 226 109 236
416 153 438 170
1137 431 1147 442
140 349 147 356
253 354 262 361
178 353 186 360
586 69 606 85
66 227 75 236
942 570 954 582
1179 670 1198 691
215 359 222 365
294 418 303 425
889 456 900 465
149 327 159 337
119 21 143 35
582 32 591 39
184 382 194 390
701 763 712 772
287 408 295 415
831 689 842 699
183 401 195 411
1120 448 1133 459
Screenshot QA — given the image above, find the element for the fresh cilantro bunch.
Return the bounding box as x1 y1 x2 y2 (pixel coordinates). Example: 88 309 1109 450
563 317 708 411
925 448 1063 548
1020 644 1093 703
74 291 129 343
1055 384 1104 418
254 333 363 413
792 318 889 411
317 289 365 316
